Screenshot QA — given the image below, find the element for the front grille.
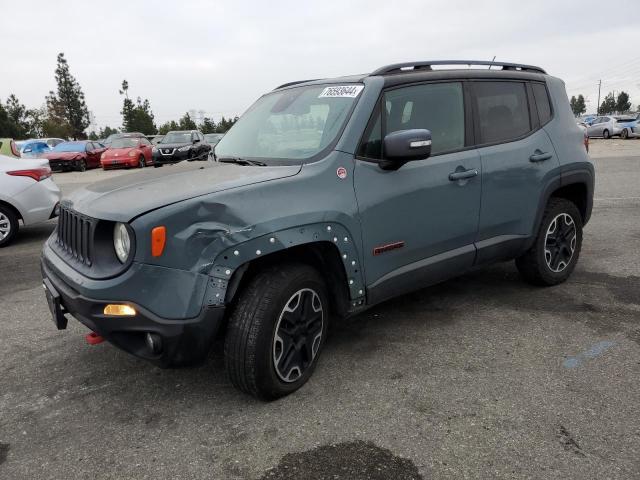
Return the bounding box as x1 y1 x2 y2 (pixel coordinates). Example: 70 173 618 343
161 148 175 155
56 206 94 266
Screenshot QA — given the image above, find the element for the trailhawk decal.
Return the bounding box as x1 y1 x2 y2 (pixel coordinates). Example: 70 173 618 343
318 85 364 98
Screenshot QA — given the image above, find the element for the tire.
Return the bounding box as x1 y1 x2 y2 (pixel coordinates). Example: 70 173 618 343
77 159 86 172
0 205 19 248
139 155 145 168
224 263 329 400
603 129 610 139
621 129 629 140
516 198 583 286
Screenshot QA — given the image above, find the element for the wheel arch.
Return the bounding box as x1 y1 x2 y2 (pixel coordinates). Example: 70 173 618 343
0 199 23 221
202 223 365 318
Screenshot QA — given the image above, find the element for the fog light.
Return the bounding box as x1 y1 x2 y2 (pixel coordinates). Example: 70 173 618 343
146 332 162 354
103 304 137 316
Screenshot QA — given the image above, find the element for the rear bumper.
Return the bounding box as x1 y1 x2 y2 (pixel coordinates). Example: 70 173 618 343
14 177 61 225
41 249 225 367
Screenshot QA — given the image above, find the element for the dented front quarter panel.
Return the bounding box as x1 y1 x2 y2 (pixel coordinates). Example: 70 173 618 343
132 150 366 308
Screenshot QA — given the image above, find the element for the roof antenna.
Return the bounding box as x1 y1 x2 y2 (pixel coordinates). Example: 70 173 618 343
487 56 496 70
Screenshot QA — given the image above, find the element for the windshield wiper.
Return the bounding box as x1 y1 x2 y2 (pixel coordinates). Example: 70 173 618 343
218 156 267 166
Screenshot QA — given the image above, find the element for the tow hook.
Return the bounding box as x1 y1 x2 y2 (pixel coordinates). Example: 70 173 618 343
85 331 104 345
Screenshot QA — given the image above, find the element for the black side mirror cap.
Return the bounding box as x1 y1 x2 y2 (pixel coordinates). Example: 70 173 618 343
380 129 432 170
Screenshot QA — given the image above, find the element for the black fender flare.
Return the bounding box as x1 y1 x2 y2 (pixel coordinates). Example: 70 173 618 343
202 222 365 308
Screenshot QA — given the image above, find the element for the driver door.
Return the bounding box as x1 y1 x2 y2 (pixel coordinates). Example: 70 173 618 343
354 81 481 304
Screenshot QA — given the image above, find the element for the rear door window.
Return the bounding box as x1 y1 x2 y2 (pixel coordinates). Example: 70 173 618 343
474 81 531 144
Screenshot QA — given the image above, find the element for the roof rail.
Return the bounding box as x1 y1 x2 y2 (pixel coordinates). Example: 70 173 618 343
370 60 546 76
274 79 320 90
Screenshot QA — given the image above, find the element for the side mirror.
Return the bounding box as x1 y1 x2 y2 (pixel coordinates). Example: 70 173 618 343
380 129 432 170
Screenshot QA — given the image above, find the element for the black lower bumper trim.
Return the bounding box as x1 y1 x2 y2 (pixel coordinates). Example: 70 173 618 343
41 259 225 367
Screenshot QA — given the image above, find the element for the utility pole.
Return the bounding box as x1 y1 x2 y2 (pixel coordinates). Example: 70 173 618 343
596 80 602 115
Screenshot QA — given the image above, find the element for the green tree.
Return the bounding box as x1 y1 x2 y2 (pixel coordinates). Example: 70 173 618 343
158 120 180 135
199 117 217 134
4 95 30 138
119 80 157 134
570 94 586 117
99 126 119 138
88 131 99 140
46 53 90 139
599 92 616 115
615 91 631 113
178 112 197 130
215 116 239 133
0 101 21 138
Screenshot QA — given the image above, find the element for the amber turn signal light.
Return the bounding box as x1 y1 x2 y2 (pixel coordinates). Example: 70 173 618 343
103 304 137 316
151 226 166 257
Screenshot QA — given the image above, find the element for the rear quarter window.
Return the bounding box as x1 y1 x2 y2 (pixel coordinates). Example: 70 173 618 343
531 83 552 125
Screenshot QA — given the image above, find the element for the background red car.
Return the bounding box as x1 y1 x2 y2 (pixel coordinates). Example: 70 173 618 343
101 136 153 169
42 141 106 172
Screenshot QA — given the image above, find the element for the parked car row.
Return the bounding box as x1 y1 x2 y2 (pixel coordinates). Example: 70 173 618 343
580 113 640 139
2 131 224 172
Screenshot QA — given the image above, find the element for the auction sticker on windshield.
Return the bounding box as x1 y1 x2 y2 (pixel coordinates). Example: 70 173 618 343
318 85 364 98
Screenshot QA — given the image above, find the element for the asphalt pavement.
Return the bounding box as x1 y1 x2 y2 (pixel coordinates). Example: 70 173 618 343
1 141 639 479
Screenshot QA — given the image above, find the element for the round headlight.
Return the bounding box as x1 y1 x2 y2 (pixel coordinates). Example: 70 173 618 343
113 223 131 263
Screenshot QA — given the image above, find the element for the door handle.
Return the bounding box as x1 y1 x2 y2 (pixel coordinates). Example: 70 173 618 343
529 150 553 162
448 169 478 181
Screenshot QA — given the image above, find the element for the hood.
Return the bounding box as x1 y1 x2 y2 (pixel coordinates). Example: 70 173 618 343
156 142 191 149
66 160 301 221
103 147 136 157
43 151 84 160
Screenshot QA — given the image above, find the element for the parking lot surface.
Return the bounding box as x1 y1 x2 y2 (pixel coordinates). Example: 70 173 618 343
1 140 639 479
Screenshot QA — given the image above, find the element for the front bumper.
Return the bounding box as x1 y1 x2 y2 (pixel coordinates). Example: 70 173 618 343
101 157 137 169
48 159 83 171
41 250 226 367
152 149 191 165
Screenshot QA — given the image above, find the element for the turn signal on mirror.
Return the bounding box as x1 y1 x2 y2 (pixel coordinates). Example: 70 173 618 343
151 226 166 257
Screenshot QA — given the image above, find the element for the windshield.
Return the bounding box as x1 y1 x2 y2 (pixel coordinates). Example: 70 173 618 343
110 138 140 148
53 142 85 152
215 84 363 163
162 132 192 144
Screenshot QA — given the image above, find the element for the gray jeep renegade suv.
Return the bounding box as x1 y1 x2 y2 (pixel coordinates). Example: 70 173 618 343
42 60 594 400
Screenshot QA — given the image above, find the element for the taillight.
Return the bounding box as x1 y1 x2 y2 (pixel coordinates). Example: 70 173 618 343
7 167 52 181
10 140 20 157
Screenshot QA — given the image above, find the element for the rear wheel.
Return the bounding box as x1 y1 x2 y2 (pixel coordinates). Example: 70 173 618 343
516 198 583 286
0 205 19 247
224 263 329 400
603 129 610 139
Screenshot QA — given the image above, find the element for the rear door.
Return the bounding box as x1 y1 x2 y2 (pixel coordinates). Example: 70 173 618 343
354 81 481 303
473 80 560 263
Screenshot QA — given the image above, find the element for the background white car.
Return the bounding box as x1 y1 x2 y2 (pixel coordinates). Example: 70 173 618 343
0 154 61 247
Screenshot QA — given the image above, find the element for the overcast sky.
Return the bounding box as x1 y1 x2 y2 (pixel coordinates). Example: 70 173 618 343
2 0 639 130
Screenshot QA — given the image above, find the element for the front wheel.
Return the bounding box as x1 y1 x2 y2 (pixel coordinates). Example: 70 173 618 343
77 159 86 172
603 129 610 139
224 263 329 400
139 155 145 168
621 129 629 140
516 198 583 286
